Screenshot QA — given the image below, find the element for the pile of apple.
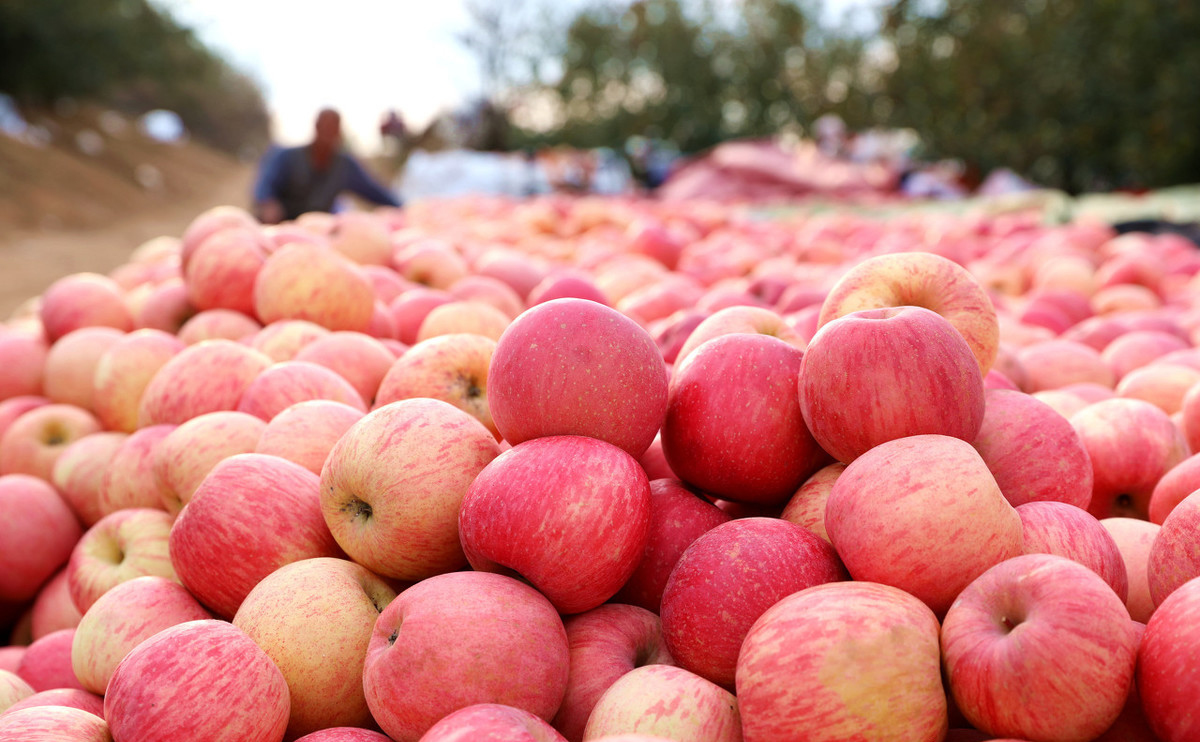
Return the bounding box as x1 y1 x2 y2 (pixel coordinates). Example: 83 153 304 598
0 194 1198 742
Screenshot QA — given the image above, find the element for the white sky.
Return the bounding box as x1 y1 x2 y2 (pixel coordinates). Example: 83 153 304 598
156 0 881 154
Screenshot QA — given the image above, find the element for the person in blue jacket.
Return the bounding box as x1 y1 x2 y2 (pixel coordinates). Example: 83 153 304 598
253 108 400 223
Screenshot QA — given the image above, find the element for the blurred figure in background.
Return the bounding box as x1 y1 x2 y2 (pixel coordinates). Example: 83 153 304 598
253 107 400 224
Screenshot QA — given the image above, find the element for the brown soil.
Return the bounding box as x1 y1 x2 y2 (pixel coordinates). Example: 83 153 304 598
0 104 256 317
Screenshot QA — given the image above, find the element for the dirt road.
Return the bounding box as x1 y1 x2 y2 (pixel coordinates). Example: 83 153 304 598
0 164 255 318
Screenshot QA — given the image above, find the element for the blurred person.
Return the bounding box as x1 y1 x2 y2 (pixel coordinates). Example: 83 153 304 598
253 108 400 224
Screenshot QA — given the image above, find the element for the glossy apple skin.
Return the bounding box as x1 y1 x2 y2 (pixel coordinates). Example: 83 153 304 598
942 554 1138 742
154 410 266 516
51 432 127 527
800 306 985 464
66 507 176 614
972 389 1093 509
581 664 741 742
16 628 83 691
254 242 375 332
459 436 652 615
0 474 82 604
169 453 342 618
1147 491 1200 608
1101 517 1162 623
662 333 826 505
254 400 364 475
1070 398 1187 519
92 329 184 433
826 435 1024 616
104 619 290 742
321 399 501 581
235 360 367 421
1138 576 1200 742
551 604 674 742
232 557 398 739
1148 450 1200 524
0 705 112 741
422 704 566 742
817 250 999 375
489 298 668 459
362 572 570 742
4 688 104 718
736 581 947 742
610 479 731 614
293 730 392 742
137 339 273 426
780 463 845 543
1017 501 1129 602
660 518 845 689
374 333 499 439
70 575 210 695
0 404 102 482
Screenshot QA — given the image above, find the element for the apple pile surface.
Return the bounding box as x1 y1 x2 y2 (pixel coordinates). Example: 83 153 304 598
1 195 1199 742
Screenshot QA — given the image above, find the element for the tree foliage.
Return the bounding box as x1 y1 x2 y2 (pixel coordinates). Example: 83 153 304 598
494 0 1200 192
0 0 269 153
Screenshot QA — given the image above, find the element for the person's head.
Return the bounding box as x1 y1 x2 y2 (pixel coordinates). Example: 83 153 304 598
313 108 342 148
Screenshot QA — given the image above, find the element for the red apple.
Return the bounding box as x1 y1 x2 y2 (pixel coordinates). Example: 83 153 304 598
826 434 1024 616
42 327 124 414
1148 450 1200 524
1070 398 1187 519
169 453 342 618
551 604 673 742
672 306 804 367
972 389 1094 509
800 306 985 464
663 333 826 505
95 424 174 516
254 242 375 332
293 331 396 405
39 273 133 342
1016 501 1128 601
363 571 569 742
321 399 501 581
0 404 102 482
183 227 267 317
818 251 998 374
736 581 947 742
66 508 175 614
1147 490 1200 608
0 705 111 741
942 554 1139 742
489 298 668 459
389 288 454 345
0 475 82 603
0 331 48 402
416 300 511 342
779 463 845 543
176 308 262 344
70 575 210 695
660 517 845 689
29 569 81 640
232 557 398 738
581 665 740 742
245 319 330 362
1138 576 1200 742
236 360 367 420
137 339 272 426
374 334 498 439
459 436 652 614
104 619 289 742
153 410 265 516
1100 517 1161 623
91 329 184 433
611 479 731 613
16 629 83 691
3 688 103 718
422 704 565 742
255 400 364 475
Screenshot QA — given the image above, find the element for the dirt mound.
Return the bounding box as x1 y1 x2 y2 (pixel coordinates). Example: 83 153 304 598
0 104 246 232
0 103 255 316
